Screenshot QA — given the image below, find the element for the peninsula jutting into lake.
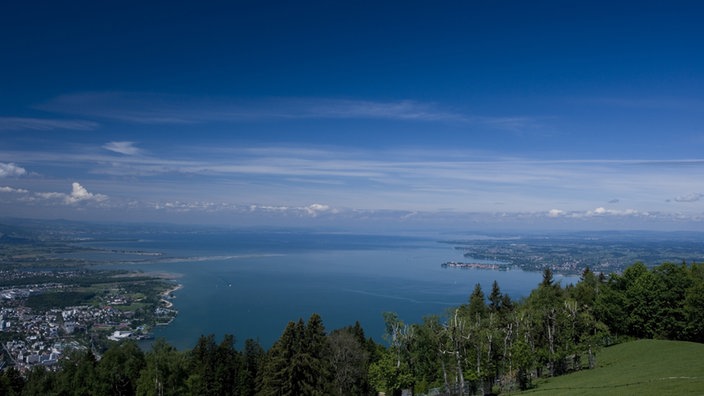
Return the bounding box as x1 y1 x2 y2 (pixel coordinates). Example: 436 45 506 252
441 261 510 270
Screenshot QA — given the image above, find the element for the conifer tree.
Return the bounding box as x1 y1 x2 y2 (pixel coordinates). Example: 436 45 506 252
302 313 331 395
489 280 503 314
260 321 297 395
240 338 265 396
468 283 487 319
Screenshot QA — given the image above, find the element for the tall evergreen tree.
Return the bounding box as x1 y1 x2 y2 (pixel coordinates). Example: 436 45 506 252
488 280 503 314
214 334 242 396
541 267 554 287
187 335 218 396
302 313 331 395
240 338 265 396
259 321 297 395
260 315 332 396
467 283 487 319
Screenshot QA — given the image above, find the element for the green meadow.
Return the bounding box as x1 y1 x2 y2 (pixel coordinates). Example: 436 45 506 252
520 339 704 395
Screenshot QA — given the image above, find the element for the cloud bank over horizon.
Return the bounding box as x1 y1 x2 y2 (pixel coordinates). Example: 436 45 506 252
1 142 703 230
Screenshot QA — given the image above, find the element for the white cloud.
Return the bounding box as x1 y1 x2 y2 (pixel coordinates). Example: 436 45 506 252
30 183 108 205
548 209 565 217
65 182 108 204
248 205 290 213
153 200 230 212
35 192 66 200
0 117 98 131
0 163 27 178
584 207 639 217
103 141 142 155
304 203 334 217
673 193 703 203
0 186 29 193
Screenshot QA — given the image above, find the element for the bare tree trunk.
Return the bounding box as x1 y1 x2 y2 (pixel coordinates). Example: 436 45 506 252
453 310 465 396
504 321 513 386
456 350 465 396
486 314 495 387
475 314 484 396
547 308 557 376
440 357 450 394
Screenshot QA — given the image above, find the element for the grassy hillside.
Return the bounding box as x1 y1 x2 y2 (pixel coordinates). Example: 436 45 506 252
519 339 704 395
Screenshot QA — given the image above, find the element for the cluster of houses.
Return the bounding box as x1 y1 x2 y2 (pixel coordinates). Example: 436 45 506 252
1 307 79 371
0 270 179 372
2 338 68 371
0 306 94 371
0 300 160 372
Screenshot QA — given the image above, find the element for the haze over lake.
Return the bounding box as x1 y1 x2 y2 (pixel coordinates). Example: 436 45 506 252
85 230 576 348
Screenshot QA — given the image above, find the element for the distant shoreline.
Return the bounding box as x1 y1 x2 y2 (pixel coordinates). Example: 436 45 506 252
149 271 184 280
160 283 183 308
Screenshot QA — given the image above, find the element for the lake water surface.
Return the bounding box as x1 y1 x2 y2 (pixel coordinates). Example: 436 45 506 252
87 231 575 349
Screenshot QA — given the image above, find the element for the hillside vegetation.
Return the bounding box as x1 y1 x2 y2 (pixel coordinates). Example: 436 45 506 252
522 339 704 395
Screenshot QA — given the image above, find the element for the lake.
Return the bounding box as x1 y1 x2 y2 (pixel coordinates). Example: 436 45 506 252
86 230 575 349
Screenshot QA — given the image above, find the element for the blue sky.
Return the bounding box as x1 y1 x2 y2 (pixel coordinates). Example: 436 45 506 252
1 1 703 230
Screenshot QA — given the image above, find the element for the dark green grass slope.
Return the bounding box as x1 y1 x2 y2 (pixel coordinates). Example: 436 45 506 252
520 340 704 395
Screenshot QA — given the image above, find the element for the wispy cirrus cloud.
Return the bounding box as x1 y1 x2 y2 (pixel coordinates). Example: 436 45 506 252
5 143 704 204
37 92 536 129
150 201 337 218
0 117 98 131
673 193 703 203
89 149 704 214
1 141 703 222
297 98 467 122
587 96 704 111
103 141 142 156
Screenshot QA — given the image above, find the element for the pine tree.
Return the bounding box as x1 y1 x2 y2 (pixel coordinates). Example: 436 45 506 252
489 280 503 314
240 339 264 396
302 313 331 395
260 321 297 395
468 283 487 319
